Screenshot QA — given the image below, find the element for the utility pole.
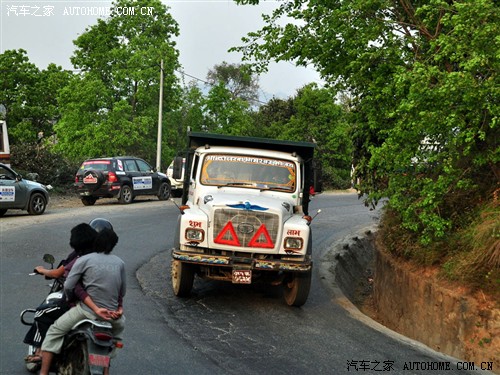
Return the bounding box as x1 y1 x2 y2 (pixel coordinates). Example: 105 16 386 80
156 59 164 171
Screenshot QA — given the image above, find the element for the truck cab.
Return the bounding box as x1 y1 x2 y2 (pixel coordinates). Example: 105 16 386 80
171 132 320 306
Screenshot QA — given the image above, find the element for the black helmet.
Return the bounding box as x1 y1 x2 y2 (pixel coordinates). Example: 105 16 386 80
89 218 113 233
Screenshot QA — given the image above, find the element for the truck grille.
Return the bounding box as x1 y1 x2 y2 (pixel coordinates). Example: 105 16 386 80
213 208 280 249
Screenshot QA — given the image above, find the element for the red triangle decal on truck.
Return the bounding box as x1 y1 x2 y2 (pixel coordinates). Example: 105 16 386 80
248 224 274 248
214 221 241 246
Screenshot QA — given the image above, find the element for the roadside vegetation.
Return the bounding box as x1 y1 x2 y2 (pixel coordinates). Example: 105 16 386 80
1 0 498 296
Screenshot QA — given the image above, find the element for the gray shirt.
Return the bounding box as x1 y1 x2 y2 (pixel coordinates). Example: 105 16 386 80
65 252 126 313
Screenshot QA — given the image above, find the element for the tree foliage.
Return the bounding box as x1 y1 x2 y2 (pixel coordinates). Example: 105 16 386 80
234 0 499 243
54 0 181 164
206 61 260 103
251 84 352 188
0 50 71 143
10 142 78 190
203 82 254 135
163 82 205 161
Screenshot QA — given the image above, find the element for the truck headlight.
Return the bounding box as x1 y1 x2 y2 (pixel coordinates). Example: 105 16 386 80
185 228 204 242
284 237 303 250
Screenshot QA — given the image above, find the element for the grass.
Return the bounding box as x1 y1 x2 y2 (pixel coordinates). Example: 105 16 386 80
378 199 500 301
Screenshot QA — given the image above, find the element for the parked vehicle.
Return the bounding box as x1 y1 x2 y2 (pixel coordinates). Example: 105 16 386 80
20 254 121 374
166 158 185 198
74 157 171 206
170 132 321 307
0 163 51 216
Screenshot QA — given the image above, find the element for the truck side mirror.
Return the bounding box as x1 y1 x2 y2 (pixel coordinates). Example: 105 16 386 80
172 156 184 180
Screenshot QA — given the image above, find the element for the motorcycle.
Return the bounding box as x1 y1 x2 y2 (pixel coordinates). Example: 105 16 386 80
20 254 121 374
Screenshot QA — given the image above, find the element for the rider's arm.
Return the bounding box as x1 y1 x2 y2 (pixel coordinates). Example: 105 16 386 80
74 283 111 319
63 259 85 301
73 282 89 301
82 295 112 320
35 265 65 279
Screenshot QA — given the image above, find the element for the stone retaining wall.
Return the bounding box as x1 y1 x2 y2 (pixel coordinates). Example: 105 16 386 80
330 228 499 374
373 240 500 372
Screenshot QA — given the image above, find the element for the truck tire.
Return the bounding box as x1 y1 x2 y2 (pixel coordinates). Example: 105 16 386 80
171 260 194 297
283 271 311 307
119 185 133 204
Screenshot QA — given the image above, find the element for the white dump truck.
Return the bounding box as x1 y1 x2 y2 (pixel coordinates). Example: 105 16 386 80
170 132 321 306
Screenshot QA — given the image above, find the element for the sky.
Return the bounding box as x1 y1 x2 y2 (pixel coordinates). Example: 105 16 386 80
0 0 323 100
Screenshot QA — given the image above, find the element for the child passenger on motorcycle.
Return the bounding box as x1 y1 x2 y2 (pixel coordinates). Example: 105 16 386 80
39 221 126 375
23 222 99 364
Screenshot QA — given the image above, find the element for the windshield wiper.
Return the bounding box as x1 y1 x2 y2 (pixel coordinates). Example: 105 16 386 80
217 182 252 188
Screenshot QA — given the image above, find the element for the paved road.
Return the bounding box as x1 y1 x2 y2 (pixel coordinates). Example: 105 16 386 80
0 193 490 374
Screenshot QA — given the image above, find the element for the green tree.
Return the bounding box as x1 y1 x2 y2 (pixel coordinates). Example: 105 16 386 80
163 82 206 161
249 96 295 139
31 64 73 139
55 0 181 164
287 85 352 189
203 82 253 136
234 0 499 243
206 61 260 104
252 85 352 188
0 50 71 143
0 49 38 139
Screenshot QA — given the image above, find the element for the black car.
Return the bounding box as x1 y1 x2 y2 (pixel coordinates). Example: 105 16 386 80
74 157 171 206
0 163 51 216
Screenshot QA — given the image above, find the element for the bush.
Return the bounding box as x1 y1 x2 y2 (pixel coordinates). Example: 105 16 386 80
449 200 500 296
379 198 500 298
10 143 79 193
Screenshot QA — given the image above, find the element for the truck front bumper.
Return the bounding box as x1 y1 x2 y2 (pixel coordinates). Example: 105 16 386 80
172 249 312 272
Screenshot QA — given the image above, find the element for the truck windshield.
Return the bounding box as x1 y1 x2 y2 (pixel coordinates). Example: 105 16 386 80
200 154 296 192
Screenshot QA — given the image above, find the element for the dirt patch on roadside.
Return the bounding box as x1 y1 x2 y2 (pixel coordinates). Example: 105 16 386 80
50 194 82 209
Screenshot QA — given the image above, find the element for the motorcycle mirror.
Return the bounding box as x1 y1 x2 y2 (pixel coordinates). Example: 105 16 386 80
43 254 55 268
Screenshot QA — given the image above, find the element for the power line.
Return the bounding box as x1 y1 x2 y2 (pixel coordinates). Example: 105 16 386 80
0 65 273 105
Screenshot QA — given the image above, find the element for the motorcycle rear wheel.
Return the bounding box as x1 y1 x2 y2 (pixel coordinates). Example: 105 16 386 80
57 338 90 375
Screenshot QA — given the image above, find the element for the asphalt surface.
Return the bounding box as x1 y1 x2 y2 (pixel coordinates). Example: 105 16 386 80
0 193 492 374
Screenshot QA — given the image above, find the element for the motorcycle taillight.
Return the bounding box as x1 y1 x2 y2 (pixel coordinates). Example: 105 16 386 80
94 332 113 341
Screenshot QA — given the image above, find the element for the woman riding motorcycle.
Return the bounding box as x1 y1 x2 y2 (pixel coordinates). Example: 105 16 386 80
23 218 114 364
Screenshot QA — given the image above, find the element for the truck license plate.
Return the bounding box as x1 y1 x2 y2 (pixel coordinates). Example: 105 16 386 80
88 354 110 367
232 269 252 284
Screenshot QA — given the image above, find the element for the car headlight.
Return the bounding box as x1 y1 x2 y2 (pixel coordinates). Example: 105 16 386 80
284 237 303 251
185 228 204 242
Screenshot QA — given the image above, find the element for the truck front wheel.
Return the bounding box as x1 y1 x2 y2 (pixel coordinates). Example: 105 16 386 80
171 260 194 297
283 271 311 307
